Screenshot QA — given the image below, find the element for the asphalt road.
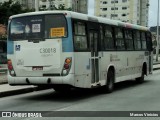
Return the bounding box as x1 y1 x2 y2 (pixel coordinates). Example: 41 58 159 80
1 71 160 120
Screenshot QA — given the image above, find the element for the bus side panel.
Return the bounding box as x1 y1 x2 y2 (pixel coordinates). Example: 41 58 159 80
115 51 147 82
100 52 117 83
74 52 91 88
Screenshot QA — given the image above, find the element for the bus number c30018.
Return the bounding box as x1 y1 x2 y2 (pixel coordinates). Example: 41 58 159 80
40 48 56 54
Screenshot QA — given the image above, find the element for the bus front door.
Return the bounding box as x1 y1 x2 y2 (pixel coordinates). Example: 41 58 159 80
89 31 100 84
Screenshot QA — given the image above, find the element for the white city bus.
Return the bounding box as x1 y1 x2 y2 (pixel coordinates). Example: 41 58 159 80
7 11 153 93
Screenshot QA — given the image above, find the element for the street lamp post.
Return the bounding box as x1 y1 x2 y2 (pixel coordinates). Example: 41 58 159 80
114 0 115 20
35 0 39 11
156 0 159 61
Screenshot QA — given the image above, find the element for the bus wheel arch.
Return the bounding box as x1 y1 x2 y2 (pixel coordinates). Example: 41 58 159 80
103 66 115 93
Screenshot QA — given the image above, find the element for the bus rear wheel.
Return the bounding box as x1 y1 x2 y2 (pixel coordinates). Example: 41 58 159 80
136 69 145 83
102 70 114 93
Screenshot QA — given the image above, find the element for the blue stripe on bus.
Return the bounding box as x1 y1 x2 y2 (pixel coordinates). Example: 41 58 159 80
7 40 14 54
62 18 74 52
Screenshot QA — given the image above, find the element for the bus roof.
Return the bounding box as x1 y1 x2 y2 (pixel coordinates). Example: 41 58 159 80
9 11 149 31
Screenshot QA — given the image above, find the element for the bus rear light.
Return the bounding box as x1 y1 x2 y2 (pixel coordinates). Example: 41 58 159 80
7 60 16 76
61 58 72 76
64 64 69 69
8 60 13 71
62 70 68 75
8 65 13 71
8 60 12 65
65 58 71 64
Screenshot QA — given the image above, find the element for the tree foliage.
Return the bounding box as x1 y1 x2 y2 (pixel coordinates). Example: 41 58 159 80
0 0 34 25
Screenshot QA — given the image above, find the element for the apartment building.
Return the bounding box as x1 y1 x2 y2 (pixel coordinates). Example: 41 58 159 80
72 0 88 14
18 0 35 9
39 0 72 10
39 0 88 14
1 0 88 14
94 0 149 26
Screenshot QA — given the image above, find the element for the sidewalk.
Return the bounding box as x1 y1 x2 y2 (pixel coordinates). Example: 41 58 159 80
0 83 50 98
153 64 160 70
153 55 160 65
0 84 38 97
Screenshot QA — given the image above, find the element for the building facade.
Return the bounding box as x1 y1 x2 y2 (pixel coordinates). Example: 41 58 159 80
18 0 35 10
39 0 72 10
72 0 88 14
94 0 149 26
1 0 88 14
39 0 88 14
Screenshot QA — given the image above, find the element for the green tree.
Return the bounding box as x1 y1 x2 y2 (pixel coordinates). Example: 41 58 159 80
0 0 34 25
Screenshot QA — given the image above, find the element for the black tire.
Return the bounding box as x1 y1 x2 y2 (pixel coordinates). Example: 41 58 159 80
136 69 144 83
102 70 114 93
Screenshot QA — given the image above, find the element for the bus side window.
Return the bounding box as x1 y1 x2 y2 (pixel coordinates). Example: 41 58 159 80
134 30 141 50
141 32 147 50
104 26 114 50
146 32 153 51
73 22 88 51
115 27 125 50
124 29 134 50
100 25 104 50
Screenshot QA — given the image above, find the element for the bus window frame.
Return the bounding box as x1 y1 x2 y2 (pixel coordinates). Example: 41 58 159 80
8 14 68 41
145 31 153 51
44 14 68 39
72 19 90 52
114 26 126 51
124 28 134 51
140 31 147 51
102 24 116 51
133 30 142 51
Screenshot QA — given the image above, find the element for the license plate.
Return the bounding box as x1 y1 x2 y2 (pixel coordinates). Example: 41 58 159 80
32 66 43 71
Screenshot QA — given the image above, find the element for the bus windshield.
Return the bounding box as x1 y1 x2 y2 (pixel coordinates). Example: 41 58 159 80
9 14 67 40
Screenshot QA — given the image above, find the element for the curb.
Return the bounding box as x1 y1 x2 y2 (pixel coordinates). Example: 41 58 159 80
0 86 50 98
153 63 160 65
153 67 160 71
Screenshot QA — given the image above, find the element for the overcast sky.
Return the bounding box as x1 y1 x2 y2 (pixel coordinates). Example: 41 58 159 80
149 0 159 27
88 0 159 27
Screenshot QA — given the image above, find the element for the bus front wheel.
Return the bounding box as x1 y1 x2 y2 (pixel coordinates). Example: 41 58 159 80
102 70 115 93
136 68 145 83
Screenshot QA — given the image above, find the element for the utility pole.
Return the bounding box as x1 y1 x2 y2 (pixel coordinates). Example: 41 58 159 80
114 0 115 20
156 0 159 61
35 0 39 11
